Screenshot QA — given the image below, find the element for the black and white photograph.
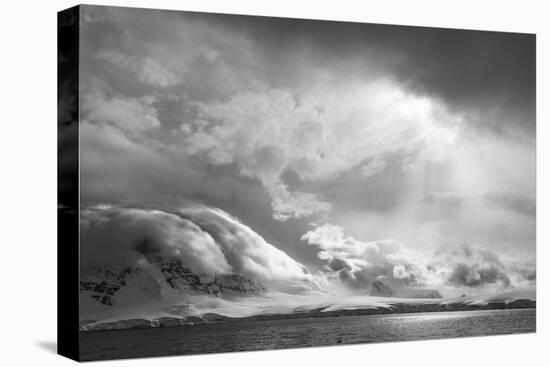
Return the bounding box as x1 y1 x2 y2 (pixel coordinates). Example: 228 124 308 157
55 4 540 361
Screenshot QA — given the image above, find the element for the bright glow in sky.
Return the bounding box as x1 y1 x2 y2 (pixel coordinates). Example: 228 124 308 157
73 6 535 298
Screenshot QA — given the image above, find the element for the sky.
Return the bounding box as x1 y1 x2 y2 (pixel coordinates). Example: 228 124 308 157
77 5 536 297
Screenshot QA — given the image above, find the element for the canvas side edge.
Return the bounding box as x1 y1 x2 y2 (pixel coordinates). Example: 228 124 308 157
57 5 81 362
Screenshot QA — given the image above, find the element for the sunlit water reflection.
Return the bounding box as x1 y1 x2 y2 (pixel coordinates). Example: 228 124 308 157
80 308 535 361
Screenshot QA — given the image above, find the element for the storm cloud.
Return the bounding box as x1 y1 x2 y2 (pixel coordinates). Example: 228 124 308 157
77 5 535 296
208 13 536 135
447 263 510 288
302 224 535 296
80 204 318 293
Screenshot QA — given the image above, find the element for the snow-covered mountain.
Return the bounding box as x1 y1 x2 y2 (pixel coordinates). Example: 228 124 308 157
80 258 266 309
367 279 442 299
367 280 395 297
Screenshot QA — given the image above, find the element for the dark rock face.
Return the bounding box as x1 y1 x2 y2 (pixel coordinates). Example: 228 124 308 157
84 318 154 331
157 259 220 295
201 313 232 323
80 314 222 331
506 299 536 308
80 268 136 306
80 259 266 307
214 274 267 296
79 298 536 331
367 280 394 297
412 289 443 299
366 279 442 299
155 317 187 327
157 260 266 296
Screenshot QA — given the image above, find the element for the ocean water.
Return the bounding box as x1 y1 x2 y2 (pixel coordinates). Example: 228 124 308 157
79 309 536 361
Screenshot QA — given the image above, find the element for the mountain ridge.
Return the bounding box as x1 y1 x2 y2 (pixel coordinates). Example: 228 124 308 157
367 279 442 299
80 296 536 331
80 258 267 308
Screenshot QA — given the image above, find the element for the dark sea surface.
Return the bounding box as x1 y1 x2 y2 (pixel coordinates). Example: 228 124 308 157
80 309 536 361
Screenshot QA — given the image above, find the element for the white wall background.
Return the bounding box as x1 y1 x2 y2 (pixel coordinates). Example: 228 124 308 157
0 0 548 365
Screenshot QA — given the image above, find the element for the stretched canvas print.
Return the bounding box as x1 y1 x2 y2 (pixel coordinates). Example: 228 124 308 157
58 4 536 362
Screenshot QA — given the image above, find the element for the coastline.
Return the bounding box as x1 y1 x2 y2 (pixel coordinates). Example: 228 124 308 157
80 298 535 332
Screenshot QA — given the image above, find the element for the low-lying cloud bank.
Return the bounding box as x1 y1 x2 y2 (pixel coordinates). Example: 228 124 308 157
80 204 317 293
81 204 534 298
301 224 535 297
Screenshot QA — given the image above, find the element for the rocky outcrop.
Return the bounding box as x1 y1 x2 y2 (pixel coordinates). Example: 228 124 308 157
79 313 226 331
80 268 143 306
80 259 266 307
367 280 394 297
367 279 442 299
409 289 442 299
214 274 266 296
79 298 536 331
83 318 154 331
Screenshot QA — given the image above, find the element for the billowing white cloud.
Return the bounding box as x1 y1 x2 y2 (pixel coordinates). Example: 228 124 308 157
80 205 318 294
302 224 403 271
76 5 535 296
301 223 536 296
268 183 331 221
301 224 411 292
182 80 459 221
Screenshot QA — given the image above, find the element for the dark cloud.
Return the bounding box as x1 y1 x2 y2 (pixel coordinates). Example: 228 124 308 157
387 28 535 135
327 257 352 272
76 5 535 293
523 270 536 281
440 245 536 290
304 222 534 293
190 11 535 134
447 263 510 288
338 265 395 290
484 191 536 217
